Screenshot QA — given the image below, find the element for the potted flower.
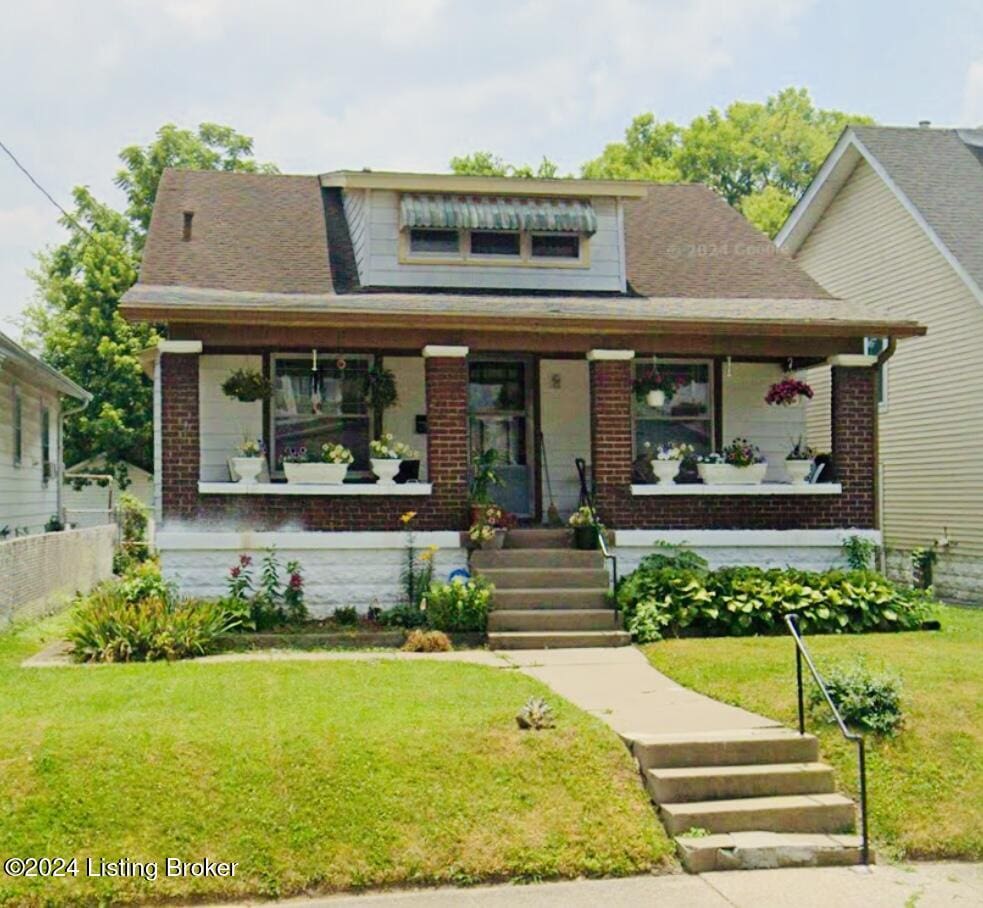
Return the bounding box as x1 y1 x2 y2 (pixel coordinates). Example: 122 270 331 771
232 438 266 484
697 438 767 485
568 505 601 550
785 438 815 485
282 443 353 484
765 376 814 407
468 513 506 550
469 448 502 521
632 368 680 409
221 368 274 403
644 441 694 484
369 433 418 485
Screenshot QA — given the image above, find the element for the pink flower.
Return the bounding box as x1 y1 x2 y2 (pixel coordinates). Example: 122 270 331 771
289 573 303 589
239 554 252 567
230 565 241 578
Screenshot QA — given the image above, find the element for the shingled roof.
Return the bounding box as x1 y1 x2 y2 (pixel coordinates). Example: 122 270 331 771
135 168 830 301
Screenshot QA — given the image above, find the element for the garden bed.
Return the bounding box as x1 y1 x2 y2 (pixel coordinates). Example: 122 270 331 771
217 630 486 650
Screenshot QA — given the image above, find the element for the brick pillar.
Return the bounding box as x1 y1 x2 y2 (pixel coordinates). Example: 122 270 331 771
587 349 635 523
831 362 877 528
159 345 201 522
423 345 470 529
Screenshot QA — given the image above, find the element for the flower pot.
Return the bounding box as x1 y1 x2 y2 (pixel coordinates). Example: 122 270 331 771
284 462 349 484
572 524 598 550
371 458 402 485
650 459 681 484
698 462 768 485
480 528 507 550
645 389 666 408
785 459 813 484
231 456 264 484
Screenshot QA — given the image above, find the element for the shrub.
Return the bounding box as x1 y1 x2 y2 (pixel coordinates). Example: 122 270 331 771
378 603 427 629
333 605 358 626
402 629 452 652
617 547 938 642
809 661 904 735
117 560 174 605
842 535 877 571
114 492 151 574
423 577 493 632
223 549 308 630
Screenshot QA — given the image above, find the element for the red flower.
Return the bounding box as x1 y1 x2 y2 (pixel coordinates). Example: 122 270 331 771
289 573 303 589
230 565 241 578
239 554 252 567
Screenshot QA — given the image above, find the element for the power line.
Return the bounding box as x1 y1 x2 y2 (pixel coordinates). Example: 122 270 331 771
0 138 94 239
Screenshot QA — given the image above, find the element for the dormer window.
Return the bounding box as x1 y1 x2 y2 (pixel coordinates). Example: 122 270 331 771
409 228 460 255
531 233 580 259
470 231 521 257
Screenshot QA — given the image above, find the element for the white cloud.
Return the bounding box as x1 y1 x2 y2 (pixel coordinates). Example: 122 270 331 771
962 60 983 125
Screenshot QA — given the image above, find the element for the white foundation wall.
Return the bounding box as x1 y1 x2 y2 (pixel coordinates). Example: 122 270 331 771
613 529 881 576
199 355 264 481
539 359 590 517
382 357 428 478
722 363 808 482
158 530 467 615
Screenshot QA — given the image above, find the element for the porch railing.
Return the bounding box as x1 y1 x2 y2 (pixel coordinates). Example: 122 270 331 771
574 457 618 592
785 613 870 865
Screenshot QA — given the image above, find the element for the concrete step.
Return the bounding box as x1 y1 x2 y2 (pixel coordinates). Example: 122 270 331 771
477 568 610 589
488 609 622 632
674 831 870 873
659 793 856 836
488 630 631 650
492 588 609 610
472 548 604 569
505 529 572 549
647 762 836 803
630 728 820 770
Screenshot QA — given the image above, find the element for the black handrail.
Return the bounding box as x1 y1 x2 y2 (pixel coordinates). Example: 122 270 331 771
574 457 618 591
785 613 869 865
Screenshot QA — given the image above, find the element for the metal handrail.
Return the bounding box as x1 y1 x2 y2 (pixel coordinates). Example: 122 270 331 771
785 613 869 865
574 457 618 591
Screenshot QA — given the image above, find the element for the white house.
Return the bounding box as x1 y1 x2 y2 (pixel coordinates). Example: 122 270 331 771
64 456 154 529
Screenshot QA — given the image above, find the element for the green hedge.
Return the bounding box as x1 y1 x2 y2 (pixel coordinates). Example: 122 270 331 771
617 548 939 642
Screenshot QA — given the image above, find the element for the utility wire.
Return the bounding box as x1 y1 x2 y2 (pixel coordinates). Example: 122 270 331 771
0 138 94 239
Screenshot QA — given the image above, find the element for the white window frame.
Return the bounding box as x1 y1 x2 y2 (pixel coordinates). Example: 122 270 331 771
399 226 590 269
631 358 716 459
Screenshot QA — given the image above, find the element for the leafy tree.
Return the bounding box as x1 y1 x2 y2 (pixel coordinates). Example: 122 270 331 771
25 124 275 484
581 114 682 182
450 150 563 179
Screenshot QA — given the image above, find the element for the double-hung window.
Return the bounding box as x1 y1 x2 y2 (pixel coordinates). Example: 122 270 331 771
633 360 714 457
271 354 372 474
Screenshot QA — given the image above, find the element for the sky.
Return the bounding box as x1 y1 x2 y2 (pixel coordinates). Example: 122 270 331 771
1 0 981 338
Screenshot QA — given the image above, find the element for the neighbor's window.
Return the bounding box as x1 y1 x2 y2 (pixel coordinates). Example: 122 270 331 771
12 388 22 467
408 228 460 255
531 233 580 259
470 230 521 257
633 360 714 457
271 354 372 474
864 337 887 407
41 405 51 485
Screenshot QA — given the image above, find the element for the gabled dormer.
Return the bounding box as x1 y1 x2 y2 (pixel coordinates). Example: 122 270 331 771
320 171 649 293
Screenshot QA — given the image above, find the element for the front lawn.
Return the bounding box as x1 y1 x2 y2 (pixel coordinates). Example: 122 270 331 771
642 605 982 861
0 619 672 907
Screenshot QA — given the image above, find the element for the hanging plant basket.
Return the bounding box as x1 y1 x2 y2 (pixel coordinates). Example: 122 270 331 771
222 369 274 403
364 366 398 412
632 368 679 407
765 376 814 407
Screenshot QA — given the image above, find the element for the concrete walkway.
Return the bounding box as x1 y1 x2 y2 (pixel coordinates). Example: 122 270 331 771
213 862 983 907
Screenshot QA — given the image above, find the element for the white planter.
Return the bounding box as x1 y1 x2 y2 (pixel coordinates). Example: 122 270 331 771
480 528 507 550
698 462 768 485
650 459 681 484
371 458 402 485
284 462 349 485
785 459 813 485
231 457 264 484
645 389 666 408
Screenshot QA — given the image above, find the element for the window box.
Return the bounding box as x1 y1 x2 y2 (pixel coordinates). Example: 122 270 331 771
283 462 349 485
698 463 767 485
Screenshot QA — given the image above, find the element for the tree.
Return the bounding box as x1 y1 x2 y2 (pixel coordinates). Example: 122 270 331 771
25 124 275 485
450 150 563 179
581 114 682 182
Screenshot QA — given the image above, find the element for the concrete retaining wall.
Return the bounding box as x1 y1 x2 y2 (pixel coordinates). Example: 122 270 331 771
0 524 116 626
886 548 982 605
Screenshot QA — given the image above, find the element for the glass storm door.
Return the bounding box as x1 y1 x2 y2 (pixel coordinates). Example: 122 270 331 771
468 359 532 516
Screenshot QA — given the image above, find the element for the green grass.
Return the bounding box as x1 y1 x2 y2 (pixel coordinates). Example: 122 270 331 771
642 606 983 861
0 618 672 906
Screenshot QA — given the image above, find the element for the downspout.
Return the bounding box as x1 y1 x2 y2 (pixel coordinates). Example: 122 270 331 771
874 338 897 574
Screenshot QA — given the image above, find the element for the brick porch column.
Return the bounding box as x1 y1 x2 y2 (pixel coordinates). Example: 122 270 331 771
158 340 202 523
423 345 470 529
587 349 635 522
829 354 878 528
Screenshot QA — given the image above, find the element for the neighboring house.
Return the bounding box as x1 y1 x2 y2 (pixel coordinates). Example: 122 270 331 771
777 125 982 602
0 330 90 536
120 168 923 614
64 456 154 528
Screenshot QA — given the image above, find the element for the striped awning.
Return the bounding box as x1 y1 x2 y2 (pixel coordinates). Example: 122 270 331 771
399 195 597 234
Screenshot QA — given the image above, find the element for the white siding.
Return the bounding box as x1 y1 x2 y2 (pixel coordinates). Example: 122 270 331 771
362 191 624 292
381 356 428 478
64 462 153 528
795 158 983 560
199 355 264 481
539 359 591 516
0 365 61 534
341 188 369 284
722 362 807 482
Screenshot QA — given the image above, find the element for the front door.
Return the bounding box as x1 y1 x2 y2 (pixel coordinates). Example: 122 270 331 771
468 358 533 517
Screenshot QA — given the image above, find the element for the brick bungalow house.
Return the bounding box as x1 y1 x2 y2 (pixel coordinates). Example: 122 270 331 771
120 169 924 620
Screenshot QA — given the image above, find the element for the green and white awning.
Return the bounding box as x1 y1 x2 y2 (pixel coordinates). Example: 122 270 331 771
399 195 597 234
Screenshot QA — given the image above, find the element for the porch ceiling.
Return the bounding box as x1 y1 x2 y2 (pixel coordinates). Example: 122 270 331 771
121 284 925 341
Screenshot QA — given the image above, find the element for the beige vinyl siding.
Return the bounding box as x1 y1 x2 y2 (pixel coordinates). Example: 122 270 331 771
795 158 983 556
0 366 61 533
